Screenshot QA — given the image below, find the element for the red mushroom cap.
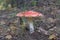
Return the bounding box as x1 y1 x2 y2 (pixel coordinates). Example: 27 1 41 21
16 12 24 17
16 10 43 17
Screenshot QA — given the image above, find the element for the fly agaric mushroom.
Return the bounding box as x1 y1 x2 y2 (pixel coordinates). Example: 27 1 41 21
16 10 44 33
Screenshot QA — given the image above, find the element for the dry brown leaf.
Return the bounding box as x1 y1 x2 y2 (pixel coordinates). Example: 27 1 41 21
10 26 17 30
47 18 55 23
0 21 5 25
48 34 56 39
5 35 12 39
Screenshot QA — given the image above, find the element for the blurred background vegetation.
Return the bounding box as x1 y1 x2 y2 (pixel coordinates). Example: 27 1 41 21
0 0 59 10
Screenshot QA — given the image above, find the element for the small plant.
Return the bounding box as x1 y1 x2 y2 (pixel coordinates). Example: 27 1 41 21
31 0 37 7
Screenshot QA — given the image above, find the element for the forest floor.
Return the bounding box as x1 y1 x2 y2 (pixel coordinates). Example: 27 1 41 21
0 6 60 40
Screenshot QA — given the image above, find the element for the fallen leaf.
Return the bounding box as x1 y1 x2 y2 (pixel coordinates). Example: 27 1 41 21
5 35 12 39
48 34 56 40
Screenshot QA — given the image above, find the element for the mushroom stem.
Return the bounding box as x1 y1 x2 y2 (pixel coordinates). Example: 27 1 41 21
28 18 34 33
29 21 34 33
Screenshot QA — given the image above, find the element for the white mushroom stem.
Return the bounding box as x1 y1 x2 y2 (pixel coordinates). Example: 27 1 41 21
28 18 34 34
28 21 34 33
